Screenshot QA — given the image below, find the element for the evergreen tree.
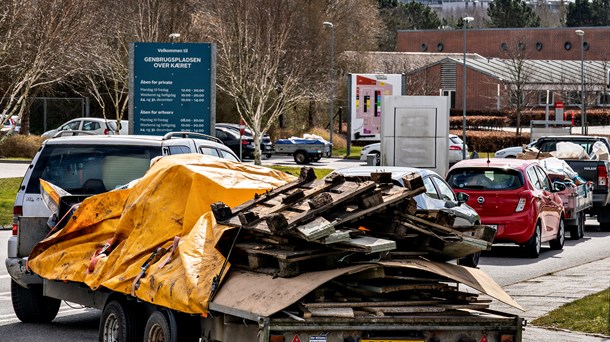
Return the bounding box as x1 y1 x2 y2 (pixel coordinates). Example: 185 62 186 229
566 0 594 26
487 0 541 28
378 0 442 51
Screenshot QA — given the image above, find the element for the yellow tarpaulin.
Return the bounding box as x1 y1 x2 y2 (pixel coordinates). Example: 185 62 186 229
28 153 295 315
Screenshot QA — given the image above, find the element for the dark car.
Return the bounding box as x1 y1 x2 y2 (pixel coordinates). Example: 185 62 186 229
216 123 273 158
331 166 485 267
214 126 257 159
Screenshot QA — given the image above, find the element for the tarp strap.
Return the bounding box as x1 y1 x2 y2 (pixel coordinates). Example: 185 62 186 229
87 238 116 273
47 203 80 238
131 245 170 296
208 225 242 308
158 236 180 269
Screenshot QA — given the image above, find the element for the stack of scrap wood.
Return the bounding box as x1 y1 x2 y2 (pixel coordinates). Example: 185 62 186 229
211 166 495 278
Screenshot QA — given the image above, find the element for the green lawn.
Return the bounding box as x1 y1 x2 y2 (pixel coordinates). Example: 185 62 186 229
532 288 610 336
0 178 20 226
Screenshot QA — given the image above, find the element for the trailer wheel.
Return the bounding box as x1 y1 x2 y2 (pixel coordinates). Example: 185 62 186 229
99 300 141 342
11 279 60 323
293 151 309 164
144 311 172 342
569 212 585 240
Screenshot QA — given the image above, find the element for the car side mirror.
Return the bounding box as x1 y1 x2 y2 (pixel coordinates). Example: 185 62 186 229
456 191 469 205
553 182 566 192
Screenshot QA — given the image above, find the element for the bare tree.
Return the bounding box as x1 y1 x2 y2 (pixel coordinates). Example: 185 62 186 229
0 0 97 138
500 37 539 136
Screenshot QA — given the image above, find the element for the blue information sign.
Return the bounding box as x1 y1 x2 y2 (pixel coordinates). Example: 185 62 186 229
130 42 215 135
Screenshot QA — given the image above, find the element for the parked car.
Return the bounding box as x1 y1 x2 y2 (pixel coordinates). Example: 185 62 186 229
446 158 566 258
494 141 536 158
332 166 485 267
359 134 469 166
0 114 20 135
215 122 273 158
214 126 257 159
42 118 128 138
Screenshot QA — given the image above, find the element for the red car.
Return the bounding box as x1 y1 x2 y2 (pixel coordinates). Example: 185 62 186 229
446 158 566 258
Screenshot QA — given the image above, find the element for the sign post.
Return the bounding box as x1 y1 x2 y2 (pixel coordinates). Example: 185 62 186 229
554 101 564 122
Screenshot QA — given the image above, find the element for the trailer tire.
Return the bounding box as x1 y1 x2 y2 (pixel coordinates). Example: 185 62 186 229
99 300 142 342
144 311 172 342
11 279 60 323
569 212 585 240
294 151 309 164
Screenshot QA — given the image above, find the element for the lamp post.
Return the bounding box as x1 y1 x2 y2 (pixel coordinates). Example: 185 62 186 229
575 29 585 135
462 16 474 160
323 21 334 152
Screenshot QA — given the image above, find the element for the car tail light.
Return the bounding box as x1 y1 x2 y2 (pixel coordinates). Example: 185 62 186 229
598 165 608 186
515 191 533 212
12 205 22 236
449 145 462 150
104 128 109 135
241 140 250 145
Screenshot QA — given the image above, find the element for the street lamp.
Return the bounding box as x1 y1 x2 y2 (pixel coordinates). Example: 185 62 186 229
323 21 334 152
575 29 585 135
462 16 474 159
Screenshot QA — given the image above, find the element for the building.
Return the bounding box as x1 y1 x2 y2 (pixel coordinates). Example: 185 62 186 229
396 27 610 61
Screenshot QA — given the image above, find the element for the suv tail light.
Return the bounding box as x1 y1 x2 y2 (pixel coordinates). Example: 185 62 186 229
449 145 462 150
104 128 109 135
12 205 22 236
241 140 250 145
598 165 608 186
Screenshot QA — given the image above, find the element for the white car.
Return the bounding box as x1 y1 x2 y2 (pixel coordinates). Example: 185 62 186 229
42 118 128 138
494 142 536 158
0 114 20 135
359 134 469 166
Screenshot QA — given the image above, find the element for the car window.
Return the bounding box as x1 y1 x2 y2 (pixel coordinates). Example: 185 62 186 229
167 145 192 154
215 129 230 140
431 176 456 202
446 169 493 190
423 176 439 199
28 144 162 194
534 166 552 191
61 121 81 131
219 149 239 162
200 146 221 158
82 121 101 131
449 136 462 144
526 166 542 190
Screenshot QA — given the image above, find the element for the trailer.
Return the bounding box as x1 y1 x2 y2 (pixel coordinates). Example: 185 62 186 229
19 154 523 342
274 136 332 164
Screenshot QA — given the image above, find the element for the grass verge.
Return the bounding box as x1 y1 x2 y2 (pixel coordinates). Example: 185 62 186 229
532 287 610 336
0 177 20 226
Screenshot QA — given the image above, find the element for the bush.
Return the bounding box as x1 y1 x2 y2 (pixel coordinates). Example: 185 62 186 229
450 130 531 152
0 135 45 158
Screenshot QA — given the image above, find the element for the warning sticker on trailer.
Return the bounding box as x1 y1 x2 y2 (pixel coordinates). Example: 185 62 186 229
310 335 327 342
291 335 301 342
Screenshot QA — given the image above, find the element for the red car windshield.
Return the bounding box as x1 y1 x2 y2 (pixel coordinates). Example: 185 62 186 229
447 168 524 191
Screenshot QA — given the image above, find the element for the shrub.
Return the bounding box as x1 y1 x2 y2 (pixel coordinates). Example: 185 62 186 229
0 135 45 158
450 130 531 152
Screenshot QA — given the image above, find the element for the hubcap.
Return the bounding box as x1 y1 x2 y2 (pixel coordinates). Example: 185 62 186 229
147 323 165 342
103 313 119 342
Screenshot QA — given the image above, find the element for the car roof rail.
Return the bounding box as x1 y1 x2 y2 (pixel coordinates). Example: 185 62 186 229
51 130 98 138
162 131 222 144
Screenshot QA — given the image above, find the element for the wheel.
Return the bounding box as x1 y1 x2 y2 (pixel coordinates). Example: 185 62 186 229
374 152 381 166
11 279 60 323
99 300 142 342
265 153 272 159
549 217 565 250
578 212 585 239
293 151 309 164
524 221 542 258
144 311 172 342
569 212 585 240
458 251 480 268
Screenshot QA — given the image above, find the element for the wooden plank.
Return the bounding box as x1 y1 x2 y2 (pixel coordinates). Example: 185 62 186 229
307 307 354 318
357 282 449 294
303 300 444 308
361 306 445 314
314 230 351 244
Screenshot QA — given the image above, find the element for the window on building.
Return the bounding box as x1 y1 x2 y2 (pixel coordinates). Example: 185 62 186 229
598 92 610 107
538 91 555 106
565 91 581 105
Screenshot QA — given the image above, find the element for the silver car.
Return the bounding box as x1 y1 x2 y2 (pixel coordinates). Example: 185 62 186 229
42 118 128 138
359 134 469 166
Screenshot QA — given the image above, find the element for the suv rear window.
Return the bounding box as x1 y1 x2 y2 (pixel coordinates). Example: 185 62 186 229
26 144 163 194
447 168 523 190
